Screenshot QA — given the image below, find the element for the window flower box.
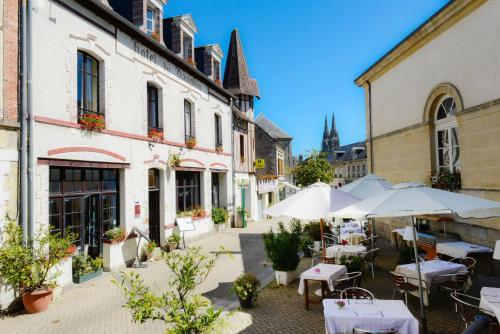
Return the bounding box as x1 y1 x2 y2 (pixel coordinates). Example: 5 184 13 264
187 57 196 66
185 137 197 149
215 79 222 86
72 254 103 284
151 31 160 42
79 113 105 131
429 169 461 191
148 128 164 141
73 269 103 284
240 157 246 163
215 145 223 153
103 233 138 271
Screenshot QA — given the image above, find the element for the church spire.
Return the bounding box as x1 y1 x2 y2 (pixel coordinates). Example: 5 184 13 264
322 115 329 140
330 112 337 137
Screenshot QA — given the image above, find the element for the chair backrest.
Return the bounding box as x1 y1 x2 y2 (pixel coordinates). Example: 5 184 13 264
364 248 379 262
461 257 476 273
389 271 406 286
450 292 481 325
307 244 321 257
353 328 399 334
439 272 469 290
340 287 375 300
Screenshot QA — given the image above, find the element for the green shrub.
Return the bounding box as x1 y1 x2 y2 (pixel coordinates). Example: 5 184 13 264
144 241 156 256
303 221 332 241
231 273 260 302
263 223 301 272
300 235 315 257
72 254 102 277
167 233 181 243
339 255 365 272
0 220 74 294
211 207 229 225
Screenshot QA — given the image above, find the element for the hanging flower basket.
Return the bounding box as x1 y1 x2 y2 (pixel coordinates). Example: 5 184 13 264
79 113 105 132
148 128 164 141
185 137 197 149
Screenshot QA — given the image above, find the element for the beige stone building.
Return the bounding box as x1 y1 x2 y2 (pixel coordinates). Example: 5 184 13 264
355 0 500 246
0 0 19 223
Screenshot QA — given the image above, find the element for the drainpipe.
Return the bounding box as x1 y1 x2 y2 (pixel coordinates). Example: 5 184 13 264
367 80 374 173
20 0 28 243
27 0 34 241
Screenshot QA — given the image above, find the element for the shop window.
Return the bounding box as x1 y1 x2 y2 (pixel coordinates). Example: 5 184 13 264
176 171 200 212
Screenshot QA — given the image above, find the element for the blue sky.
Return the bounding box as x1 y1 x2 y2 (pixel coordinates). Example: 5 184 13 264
165 0 449 155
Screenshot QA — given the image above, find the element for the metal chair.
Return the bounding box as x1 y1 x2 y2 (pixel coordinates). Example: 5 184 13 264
331 272 362 298
389 271 419 306
353 329 399 334
450 292 488 334
438 272 469 294
340 287 375 300
363 248 379 278
324 233 338 246
307 244 322 267
461 257 477 276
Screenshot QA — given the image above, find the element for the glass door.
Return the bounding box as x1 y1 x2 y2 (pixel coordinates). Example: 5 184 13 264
84 194 102 257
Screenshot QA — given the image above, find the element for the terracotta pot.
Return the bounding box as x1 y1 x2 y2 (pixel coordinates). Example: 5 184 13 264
22 288 53 314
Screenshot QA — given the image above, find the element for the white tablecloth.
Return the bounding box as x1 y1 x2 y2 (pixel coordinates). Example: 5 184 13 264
326 245 367 262
340 232 366 245
479 287 500 320
298 263 347 295
395 259 466 305
436 241 493 259
340 226 363 234
323 299 419 334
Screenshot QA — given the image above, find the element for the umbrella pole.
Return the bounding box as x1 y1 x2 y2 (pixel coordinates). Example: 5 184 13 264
320 218 326 261
412 216 428 334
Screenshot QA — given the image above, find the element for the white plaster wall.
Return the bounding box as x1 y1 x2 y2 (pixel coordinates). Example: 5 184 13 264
370 0 500 137
31 1 233 245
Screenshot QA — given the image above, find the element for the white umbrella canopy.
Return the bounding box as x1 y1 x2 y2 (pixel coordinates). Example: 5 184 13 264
263 182 361 220
339 174 393 200
334 182 500 219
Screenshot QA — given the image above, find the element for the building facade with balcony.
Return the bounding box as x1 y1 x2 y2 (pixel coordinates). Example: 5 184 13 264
355 0 500 245
31 0 234 262
328 141 367 187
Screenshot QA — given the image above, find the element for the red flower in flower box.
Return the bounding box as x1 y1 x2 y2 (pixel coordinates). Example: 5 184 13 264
148 128 164 141
341 239 349 246
79 113 105 132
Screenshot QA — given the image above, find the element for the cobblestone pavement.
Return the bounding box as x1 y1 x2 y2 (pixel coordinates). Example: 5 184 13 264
0 220 277 334
237 238 500 334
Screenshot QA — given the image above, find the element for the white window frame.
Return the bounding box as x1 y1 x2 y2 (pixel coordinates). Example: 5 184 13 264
146 7 155 35
434 95 460 172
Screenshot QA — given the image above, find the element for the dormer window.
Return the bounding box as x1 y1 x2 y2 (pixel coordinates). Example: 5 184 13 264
146 8 155 35
213 60 221 81
183 35 194 62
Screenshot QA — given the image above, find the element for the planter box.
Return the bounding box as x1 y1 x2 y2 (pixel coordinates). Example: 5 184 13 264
275 269 298 286
73 269 103 284
54 257 73 287
183 217 213 241
103 237 137 271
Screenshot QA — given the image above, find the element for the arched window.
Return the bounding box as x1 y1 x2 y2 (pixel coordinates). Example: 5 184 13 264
434 96 460 171
77 51 100 116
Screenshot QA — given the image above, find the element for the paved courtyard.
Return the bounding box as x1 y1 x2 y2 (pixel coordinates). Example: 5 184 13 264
0 220 277 334
1 221 499 334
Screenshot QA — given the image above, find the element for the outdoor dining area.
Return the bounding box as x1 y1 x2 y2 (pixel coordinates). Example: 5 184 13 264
263 174 500 334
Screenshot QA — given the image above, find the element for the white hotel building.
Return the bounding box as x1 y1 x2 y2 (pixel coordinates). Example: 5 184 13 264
31 0 236 255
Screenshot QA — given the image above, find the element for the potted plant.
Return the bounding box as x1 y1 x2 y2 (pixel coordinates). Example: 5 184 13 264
148 128 164 141
167 233 181 251
185 137 197 149
263 222 301 285
72 254 103 284
143 241 157 259
428 169 461 191
0 221 74 313
192 206 207 219
102 228 137 271
231 273 260 309
79 113 105 131
212 207 229 231
169 153 181 167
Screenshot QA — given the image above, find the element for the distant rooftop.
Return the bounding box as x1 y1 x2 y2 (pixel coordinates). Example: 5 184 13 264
255 114 292 140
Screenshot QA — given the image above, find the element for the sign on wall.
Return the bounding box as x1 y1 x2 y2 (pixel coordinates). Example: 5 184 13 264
255 159 265 169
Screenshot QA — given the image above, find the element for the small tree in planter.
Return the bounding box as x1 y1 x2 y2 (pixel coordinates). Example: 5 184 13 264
231 273 260 309
211 207 228 231
114 246 225 333
72 254 103 284
263 222 301 285
0 220 74 313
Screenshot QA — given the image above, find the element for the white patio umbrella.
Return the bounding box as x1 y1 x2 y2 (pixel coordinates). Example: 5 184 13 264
333 182 500 334
263 182 361 258
339 173 393 200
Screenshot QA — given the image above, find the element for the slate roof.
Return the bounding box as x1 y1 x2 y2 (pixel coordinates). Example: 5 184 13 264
327 141 367 163
223 29 260 98
255 114 292 140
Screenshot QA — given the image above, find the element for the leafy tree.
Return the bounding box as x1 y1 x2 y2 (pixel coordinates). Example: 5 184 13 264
293 150 335 186
114 246 226 334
